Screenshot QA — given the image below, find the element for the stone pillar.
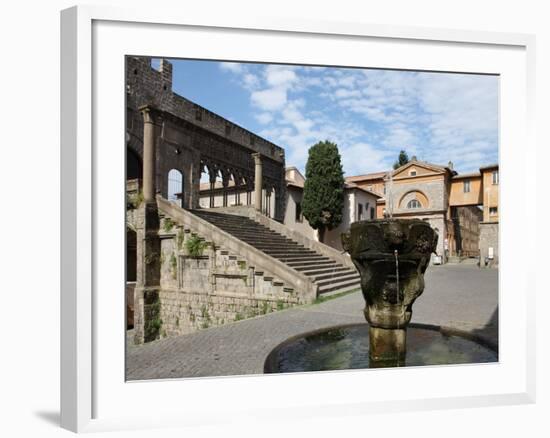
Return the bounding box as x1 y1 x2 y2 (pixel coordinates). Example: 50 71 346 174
134 105 162 345
369 327 406 367
253 153 263 212
208 168 217 208
222 171 230 207
141 106 157 203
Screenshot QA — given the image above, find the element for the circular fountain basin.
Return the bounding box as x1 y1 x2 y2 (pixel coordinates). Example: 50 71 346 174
264 323 498 373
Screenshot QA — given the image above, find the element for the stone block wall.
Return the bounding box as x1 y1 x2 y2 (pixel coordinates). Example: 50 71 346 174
133 214 306 343
479 222 499 268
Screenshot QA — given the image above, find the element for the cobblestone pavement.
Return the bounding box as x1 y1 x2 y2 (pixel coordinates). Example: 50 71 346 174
126 265 498 380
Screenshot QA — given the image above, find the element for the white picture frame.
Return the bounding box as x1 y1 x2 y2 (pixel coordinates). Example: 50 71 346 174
60 5 536 433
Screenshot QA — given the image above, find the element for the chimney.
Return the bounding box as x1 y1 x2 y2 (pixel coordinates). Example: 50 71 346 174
448 161 454 170
411 155 417 161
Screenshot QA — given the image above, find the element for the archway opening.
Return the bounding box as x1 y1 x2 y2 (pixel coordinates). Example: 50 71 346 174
127 148 142 180
126 227 137 329
168 169 184 207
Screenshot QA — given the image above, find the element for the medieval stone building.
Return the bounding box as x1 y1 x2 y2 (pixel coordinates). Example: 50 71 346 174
125 57 360 342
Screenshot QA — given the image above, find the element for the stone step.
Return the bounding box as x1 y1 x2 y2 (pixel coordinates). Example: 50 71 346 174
318 278 361 295
190 209 357 297
315 272 360 286
312 270 358 282
289 260 339 269
277 255 329 262
263 249 317 256
239 238 299 245
300 266 349 276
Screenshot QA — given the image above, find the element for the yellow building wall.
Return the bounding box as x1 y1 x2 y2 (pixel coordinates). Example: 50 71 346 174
482 169 499 222
449 176 483 206
394 165 433 178
354 178 385 196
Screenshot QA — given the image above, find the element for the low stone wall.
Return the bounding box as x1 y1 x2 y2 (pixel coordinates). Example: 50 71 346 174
158 288 300 337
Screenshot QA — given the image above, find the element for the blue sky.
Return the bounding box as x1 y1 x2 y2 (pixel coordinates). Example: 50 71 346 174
155 58 499 177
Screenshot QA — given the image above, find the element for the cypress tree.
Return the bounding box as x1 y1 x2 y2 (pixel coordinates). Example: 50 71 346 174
393 150 409 169
302 140 345 243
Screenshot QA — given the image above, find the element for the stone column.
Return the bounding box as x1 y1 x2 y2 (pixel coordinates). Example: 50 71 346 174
141 107 157 203
252 153 263 212
208 167 217 208
134 105 162 345
221 170 230 207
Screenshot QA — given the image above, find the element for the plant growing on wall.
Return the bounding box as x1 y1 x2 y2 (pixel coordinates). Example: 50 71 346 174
126 190 144 210
169 252 177 279
185 234 208 257
302 140 345 243
163 217 174 232
176 229 185 250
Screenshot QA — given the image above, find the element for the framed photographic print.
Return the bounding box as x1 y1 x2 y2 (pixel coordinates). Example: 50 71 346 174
61 5 536 433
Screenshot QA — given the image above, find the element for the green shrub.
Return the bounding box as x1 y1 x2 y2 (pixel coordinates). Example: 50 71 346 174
163 217 174 232
185 235 207 257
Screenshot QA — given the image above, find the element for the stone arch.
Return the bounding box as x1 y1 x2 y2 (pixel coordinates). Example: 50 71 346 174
127 148 142 180
126 225 137 329
398 189 429 209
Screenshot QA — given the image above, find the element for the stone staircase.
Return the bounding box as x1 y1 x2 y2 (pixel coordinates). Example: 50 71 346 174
191 209 360 295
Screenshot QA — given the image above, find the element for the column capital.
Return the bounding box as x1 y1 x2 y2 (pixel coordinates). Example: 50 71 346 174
139 105 161 124
252 152 262 164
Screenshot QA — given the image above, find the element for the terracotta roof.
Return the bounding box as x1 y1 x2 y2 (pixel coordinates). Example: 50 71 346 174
479 163 499 171
452 171 481 179
345 171 388 182
345 182 381 198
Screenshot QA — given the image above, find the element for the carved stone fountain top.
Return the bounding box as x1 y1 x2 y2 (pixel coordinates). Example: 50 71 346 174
342 219 438 330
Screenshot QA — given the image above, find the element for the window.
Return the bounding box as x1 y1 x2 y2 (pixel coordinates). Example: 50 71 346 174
492 170 499 185
410 170 417 176
407 199 421 209
295 202 303 223
489 207 498 216
370 207 375 219
358 203 364 220
463 180 471 193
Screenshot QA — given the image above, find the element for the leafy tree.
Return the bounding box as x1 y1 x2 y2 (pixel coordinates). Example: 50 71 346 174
302 140 345 243
393 150 409 169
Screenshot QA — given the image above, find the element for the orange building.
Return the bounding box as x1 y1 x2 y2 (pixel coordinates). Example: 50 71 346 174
346 159 499 266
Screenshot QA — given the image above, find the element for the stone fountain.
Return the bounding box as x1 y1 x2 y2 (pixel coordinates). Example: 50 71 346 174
341 219 437 367
264 219 497 373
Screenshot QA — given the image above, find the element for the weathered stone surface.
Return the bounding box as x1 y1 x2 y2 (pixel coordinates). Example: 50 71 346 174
479 222 499 268
342 219 438 329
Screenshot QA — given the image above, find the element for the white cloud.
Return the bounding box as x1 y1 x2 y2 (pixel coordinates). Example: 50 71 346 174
219 62 243 74
251 88 287 111
242 73 260 90
217 60 497 175
265 65 298 88
255 113 273 125
340 142 393 176
334 88 361 99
